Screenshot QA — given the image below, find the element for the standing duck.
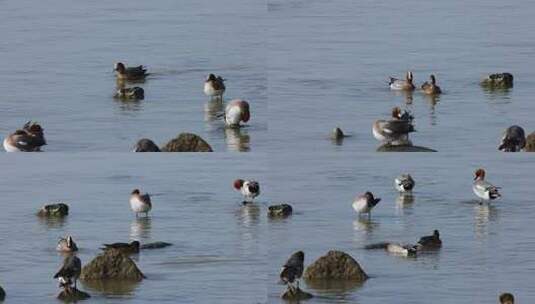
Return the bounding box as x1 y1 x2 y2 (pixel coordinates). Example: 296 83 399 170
53 255 82 289
130 189 152 217
204 74 226 100
3 122 47 152
421 75 442 95
499 125 526 152
352 192 381 218
225 99 250 127
389 71 415 91
473 169 501 201
395 174 415 193
280 251 304 292
114 62 148 81
372 107 415 145
233 179 260 203
57 236 78 252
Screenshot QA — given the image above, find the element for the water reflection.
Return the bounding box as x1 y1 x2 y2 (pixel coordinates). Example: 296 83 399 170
224 127 250 152
37 216 68 230
352 217 379 234
130 217 152 240
236 203 260 228
474 203 498 239
391 90 413 104
204 100 224 122
81 279 140 295
304 279 364 294
396 194 415 215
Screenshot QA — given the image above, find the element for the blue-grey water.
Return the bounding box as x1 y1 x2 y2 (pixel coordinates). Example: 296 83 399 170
0 154 267 303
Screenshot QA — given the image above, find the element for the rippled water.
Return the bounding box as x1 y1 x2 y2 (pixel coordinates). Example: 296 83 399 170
0 155 267 303
266 153 535 303
0 0 267 152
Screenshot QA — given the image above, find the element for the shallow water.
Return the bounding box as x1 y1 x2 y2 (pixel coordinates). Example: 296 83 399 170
0 154 267 303
0 0 267 152
268 0 535 153
265 153 535 303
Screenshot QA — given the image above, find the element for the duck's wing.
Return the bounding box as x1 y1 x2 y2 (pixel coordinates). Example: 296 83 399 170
125 66 147 76
383 120 415 134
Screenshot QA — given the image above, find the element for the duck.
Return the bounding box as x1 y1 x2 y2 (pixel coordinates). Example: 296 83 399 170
53 255 81 290
499 293 515 304
56 236 78 252
473 169 501 201
365 242 417 257
395 174 415 192
415 230 442 250
389 71 415 91
280 251 304 293
114 62 148 81
204 73 226 100
225 99 250 127
499 125 526 152
3 122 47 152
130 189 152 217
233 179 260 203
372 107 415 145
101 240 140 254
133 138 160 152
352 192 381 217
114 87 144 100
421 74 442 95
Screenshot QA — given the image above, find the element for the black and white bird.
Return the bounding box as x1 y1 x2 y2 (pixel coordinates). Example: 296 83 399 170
394 174 415 193
53 255 82 289
352 191 381 218
233 179 260 203
280 251 304 292
473 169 501 201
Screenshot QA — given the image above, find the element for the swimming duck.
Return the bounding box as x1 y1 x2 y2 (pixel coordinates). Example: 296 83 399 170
3 122 47 152
499 125 526 152
395 174 415 193
234 179 260 203
54 255 81 289
499 293 514 304
365 242 417 257
280 251 304 293
352 191 381 217
57 236 78 252
225 99 250 127
114 87 144 100
372 107 415 145
421 75 442 95
101 241 140 254
114 62 148 81
415 230 442 250
473 169 501 201
133 138 160 152
389 71 415 91
204 74 226 100
130 189 152 217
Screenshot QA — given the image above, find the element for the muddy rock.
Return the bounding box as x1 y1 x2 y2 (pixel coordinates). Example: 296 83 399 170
303 250 368 282
161 133 213 152
377 144 437 152
268 204 293 218
281 287 313 301
37 203 69 217
525 132 535 152
81 249 145 281
480 73 514 88
57 287 90 302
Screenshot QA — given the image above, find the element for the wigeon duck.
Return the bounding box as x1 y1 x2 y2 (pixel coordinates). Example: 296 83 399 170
394 174 415 193
233 179 260 203
499 125 526 152
421 75 442 95
130 189 152 217
114 87 144 100
204 73 226 100
389 71 415 91
57 236 78 253
225 99 250 127
280 251 304 293
101 241 140 254
500 293 515 304
352 191 381 217
415 230 442 250
473 169 501 201
114 62 148 81
372 107 415 145
54 255 81 289
365 242 417 257
4 122 47 152
133 138 160 152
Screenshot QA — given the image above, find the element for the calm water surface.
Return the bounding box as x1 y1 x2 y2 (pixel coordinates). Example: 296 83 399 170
268 0 535 153
0 0 267 152
0 154 267 303
265 153 535 303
